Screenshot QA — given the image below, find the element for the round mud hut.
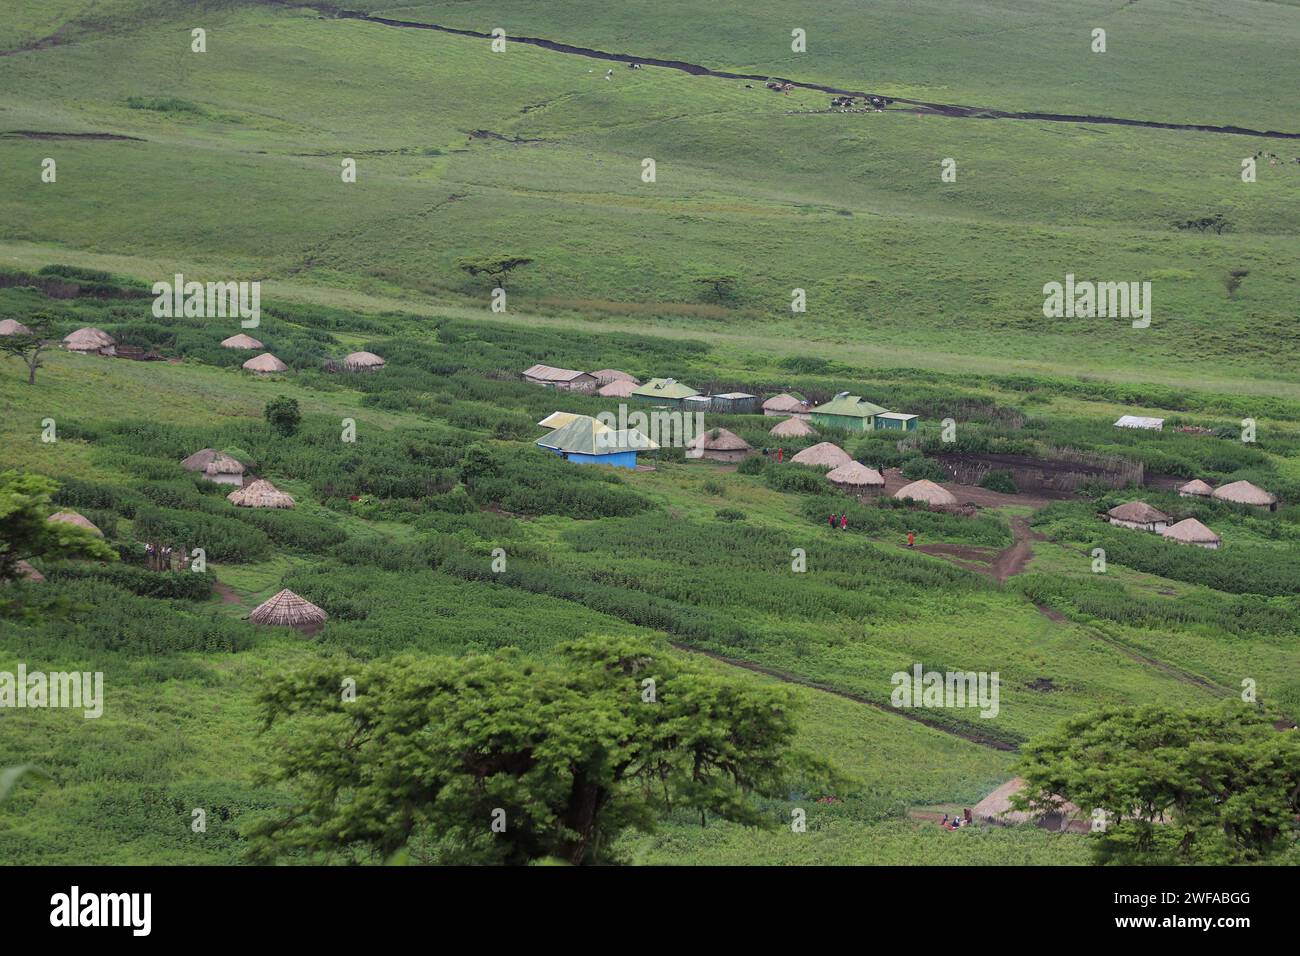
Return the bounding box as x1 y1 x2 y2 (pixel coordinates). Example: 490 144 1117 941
1162 518 1221 549
769 417 816 439
1177 479 1214 499
343 350 385 372
227 479 294 509
790 442 852 469
0 319 34 337
62 327 116 356
686 427 753 463
893 479 958 508
47 510 104 536
242 352 288 375
1212 480 1278 511
826 461 885 495
221 333 263 350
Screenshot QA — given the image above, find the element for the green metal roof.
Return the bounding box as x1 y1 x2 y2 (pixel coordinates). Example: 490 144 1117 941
537 415 658 454
630 378 699 400
811 395 888 418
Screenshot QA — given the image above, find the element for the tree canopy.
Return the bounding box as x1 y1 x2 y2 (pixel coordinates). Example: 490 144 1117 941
247 637 827 864
0 471 118 583
1015 703 1300 864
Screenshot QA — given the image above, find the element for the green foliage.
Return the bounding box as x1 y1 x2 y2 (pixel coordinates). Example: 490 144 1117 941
1017 704 1300 864
264 396 301 437
248 638 826 864
716 507 746 522
0 471 118 584
900 457 948 482
459 443 647 519
132 505 271 563
977 470 1017 494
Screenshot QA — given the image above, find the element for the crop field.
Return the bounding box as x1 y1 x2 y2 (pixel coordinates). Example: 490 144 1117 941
0 0 1297 882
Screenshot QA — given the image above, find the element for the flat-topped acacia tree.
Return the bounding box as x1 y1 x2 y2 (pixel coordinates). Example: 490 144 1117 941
247 637 832 865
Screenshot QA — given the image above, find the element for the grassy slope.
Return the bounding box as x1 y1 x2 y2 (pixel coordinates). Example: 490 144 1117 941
0 3 1296 392
377 0 1300 129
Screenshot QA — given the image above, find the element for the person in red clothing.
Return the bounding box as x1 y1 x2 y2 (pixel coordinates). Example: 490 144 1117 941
907 530 915 548
777 447 784 463
839 513 848 530
828 513 836 529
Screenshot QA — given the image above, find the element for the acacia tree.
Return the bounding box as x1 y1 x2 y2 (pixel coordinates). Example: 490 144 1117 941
0 312 54 385
247 637 830 865
1015 703 1300 864
0 471 118 584
455 254 534 288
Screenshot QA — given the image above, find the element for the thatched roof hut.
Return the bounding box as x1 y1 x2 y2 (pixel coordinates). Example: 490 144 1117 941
762 393 810 416
343 350 385 372
769 417 816 438
686 427 752 462
1212 480 1278 509
181 448 221 471
203 454 246 485
249 588 328 632
1178 479 1214 498
62 327 116 355
227 479 294 509
14 560 44 583
1106 501 1169 530
790 442 852 469
826 461 885 493
242 352 288 374
47 510 104 536
591 369 639 386
1162 518 1220 548
973 778 1087 833
893 479 958 507
220 333 263 350
0 319 33 337
597 379 638 398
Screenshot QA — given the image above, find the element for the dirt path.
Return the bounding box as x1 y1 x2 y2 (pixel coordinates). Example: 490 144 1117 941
670 642 1019 751
905 514 1039 583
213 581 243 605
273 2 1300 140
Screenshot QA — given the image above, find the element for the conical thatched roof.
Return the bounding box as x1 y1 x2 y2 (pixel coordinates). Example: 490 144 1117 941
1162 518 1220 546
181 448 220 471
249 588 327 628
227 479 294 508
591 369 639 386
1212 480 1277 507
63 327 115 350
1106 501 1169 524
220 333 263 349
242 352 288 373
687 427 752 452
0 319 33 336
769 417 816 438
762 393 808 413
343 350 385 371
1178 479 1214 497
47 510 103 536
204 453 245 477
790 442 852 468
597 379 638 398
893 479 958 507
14 560 44 583
973 778 1082 827
826 461 885 488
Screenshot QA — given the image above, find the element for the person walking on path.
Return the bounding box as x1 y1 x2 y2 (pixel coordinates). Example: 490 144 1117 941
907 530 915 548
